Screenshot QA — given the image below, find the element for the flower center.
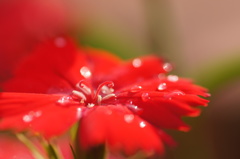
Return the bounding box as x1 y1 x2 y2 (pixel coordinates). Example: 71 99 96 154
71 80 116 107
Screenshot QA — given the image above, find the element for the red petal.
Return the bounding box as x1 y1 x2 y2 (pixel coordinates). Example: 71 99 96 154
90 55 167 89
3 37 89 94
79 105 165 155
0 93 81 138
114 77 209 131
0 134 35 159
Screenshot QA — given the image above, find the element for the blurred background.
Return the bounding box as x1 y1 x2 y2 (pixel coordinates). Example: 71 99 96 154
1 0 240 158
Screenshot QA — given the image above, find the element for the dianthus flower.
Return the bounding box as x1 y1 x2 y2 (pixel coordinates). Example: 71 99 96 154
0 37 209 156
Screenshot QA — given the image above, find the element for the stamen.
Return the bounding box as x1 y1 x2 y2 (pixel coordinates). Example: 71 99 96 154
97 95 102 105
76 81 92 95
72 90 87 101
71 80 116 106
94 81 114 99
102 94 116 101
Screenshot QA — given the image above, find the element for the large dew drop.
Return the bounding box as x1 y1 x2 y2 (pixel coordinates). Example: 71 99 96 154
80 66 92 78
132 58 142 68
139 121 146 128
163 63 173 72
158 83 167 91
167 75 179 82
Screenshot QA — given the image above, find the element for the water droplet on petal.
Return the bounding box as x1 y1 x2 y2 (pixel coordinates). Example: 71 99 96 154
57 96 73 106
127 104 143 115
164 90 185 100
132 58 142 68
158 83 167 91
127 100 133 105
173 90 185 96
54 37 66 48
130 85 142 93
124 114 134 123
167 75 179 82
22 111 42 123
23 114 33 123
141 92 150 102
139 121 146 128
163 63 173 72
80 66 92 78
76 107 82 118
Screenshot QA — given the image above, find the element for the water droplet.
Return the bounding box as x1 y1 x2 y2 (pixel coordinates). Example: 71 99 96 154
167 75 179 82
23 114 33 123
57 96 73 106
132 58 142 68
139 121 146 128
22 111 42 123
76 107 82 118
158 83 167 91
163 63 173 72
80 66 92 78
54 37 66 48
127 100 133 105
141 92 150 102
127 104 143 115
124 114 134 123
164 90 185 100
172 90 185 96
130 85 142 93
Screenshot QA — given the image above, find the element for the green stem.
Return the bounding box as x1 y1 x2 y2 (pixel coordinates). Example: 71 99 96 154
41 139 64 159
16 133 45 159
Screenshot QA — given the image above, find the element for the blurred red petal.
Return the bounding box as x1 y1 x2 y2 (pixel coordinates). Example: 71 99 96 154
79 105 164 155
0 133 35 159
0 93 82 138
3 37 88 94
0 0 69 81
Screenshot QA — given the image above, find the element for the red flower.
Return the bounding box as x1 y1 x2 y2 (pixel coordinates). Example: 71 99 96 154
0 37 209 155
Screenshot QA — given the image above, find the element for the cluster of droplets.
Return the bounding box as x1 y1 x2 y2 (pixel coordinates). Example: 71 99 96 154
123 114 147 128
127 73 184 104
22 111 42 123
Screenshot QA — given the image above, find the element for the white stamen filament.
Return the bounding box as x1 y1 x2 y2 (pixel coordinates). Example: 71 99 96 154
102 94 116 101
76 83 92 95
97 95 102 105
72 90 87 101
